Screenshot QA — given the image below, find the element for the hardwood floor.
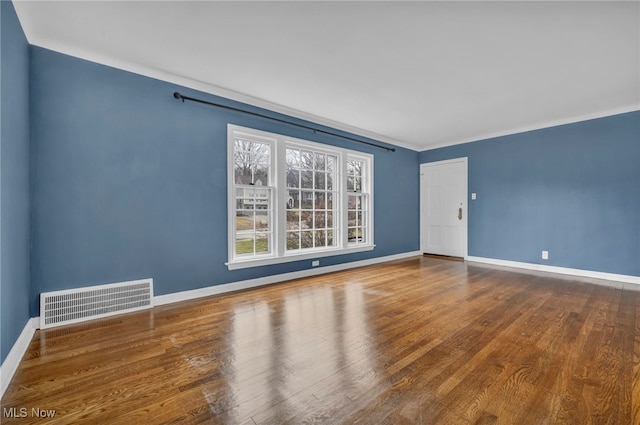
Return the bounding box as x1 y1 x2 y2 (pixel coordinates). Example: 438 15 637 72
2 256 639 424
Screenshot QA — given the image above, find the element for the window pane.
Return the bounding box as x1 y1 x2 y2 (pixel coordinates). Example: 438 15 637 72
287 190 299 209
348 227 365 244
301 231 314 248
234 139 250 153
234 140 253 185
347 159 362 176
251 142 271 181
255 161 269 186
326 211 334 228
348 211 356 227
347 160 356 175
286 211 300 230
354 195 363 210
286 148 300 187
356 211 363 227
286 148 299 168
236 211 254 231
287 232 300 250
314 192 326 209
255 233 269 253
301 170 313 189
286 168 299 188
327 155 336 172
354 161 363 176
238 187 254 199
348 194 357 209
301 151 313 169
236 234 254 255
256 211 269 231
314 211 326 229
255 188 269 203
314 153 326 171
301 191 314 209
300 210 312 231
233 183 272 257
314 172 325 190
327 173 334 190
234 139 270 185
347 175 354 192
314 230 326 247
235 168 252 185
346 158 364 195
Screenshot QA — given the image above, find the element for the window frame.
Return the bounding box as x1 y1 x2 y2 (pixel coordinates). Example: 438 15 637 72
227 124 374 270
345 155 372 247
282 143 341 254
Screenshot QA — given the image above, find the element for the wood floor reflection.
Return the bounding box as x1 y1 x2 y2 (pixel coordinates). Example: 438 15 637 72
2 256 639 424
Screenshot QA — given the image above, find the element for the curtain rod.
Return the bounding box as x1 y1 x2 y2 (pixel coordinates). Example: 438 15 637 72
172 92 395 152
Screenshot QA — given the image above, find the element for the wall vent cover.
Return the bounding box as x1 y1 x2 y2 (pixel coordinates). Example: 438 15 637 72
40 278 153 329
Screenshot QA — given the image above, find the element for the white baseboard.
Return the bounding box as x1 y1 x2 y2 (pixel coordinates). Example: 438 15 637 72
1 317 38 398
9 252 632 399
155 251 421 306
465 256 640 285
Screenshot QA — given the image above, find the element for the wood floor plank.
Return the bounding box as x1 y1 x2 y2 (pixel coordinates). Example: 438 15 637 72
1 257 638 424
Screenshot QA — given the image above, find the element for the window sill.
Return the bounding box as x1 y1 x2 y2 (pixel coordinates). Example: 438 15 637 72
226 245 376 270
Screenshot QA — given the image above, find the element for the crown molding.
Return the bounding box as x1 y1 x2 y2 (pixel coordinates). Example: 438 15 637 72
27 41 419 152
420 105 640 152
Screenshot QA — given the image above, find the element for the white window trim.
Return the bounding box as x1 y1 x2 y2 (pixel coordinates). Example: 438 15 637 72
226 124 374 270
345 152 374 248
226 129 277 264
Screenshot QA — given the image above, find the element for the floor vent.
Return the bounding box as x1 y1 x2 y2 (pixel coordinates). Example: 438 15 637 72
40 278 153 329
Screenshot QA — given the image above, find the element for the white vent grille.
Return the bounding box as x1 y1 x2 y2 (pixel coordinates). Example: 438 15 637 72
40 278 153 329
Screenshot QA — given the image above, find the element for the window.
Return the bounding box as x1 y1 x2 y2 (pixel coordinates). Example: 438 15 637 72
347 158 369 245
232 135 274 258
285 147 338 252
228 125 374 269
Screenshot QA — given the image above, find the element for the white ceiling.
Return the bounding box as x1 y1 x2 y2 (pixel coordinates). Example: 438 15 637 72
14 1 640 151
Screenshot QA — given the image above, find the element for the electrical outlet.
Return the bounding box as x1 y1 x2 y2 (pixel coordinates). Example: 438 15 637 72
542 250 549 260
471 193 477 200
312 260 320 267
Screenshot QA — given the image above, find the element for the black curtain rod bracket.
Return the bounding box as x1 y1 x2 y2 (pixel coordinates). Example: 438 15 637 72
172 92 395 152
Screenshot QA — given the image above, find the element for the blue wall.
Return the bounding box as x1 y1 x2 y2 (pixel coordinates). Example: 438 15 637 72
1 1 31 363
420 111 640 277
29 47 420 316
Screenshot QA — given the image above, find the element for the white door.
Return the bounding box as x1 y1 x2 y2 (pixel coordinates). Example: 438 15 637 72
420 158 468 257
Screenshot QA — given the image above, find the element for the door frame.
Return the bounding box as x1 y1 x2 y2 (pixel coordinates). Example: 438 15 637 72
419 157 468 258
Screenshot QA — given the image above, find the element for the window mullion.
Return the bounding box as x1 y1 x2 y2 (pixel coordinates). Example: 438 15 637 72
275 140 286 257
367 158 374 246
227 131 236 263
340 152 349 250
